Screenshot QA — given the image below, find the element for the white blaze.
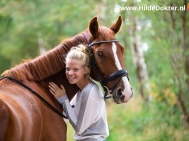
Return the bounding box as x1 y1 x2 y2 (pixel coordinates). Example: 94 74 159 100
112 42 122 70
112 43 131 101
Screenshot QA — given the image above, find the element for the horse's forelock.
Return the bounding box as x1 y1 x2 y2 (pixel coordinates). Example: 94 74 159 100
99 27 115 40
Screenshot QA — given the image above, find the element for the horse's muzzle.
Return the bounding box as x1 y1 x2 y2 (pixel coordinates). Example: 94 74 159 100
115 87 133 103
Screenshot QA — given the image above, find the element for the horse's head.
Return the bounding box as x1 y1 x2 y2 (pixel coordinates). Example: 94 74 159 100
88 16 133 104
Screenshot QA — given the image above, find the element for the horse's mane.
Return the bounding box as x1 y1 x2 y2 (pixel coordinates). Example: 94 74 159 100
2 26 113 82
2 30 90 81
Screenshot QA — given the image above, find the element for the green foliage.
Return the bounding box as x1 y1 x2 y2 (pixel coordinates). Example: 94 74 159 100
0 0 189 140
67 96 189 141
0 0 96 73
106 96 189 141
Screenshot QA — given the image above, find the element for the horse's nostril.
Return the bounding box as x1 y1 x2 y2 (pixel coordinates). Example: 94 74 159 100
120 94 125 101
117 88 125 101
117 88 122 96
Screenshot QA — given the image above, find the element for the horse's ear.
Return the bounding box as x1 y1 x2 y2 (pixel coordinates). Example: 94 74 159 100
110 16 122 34
89 17 99 37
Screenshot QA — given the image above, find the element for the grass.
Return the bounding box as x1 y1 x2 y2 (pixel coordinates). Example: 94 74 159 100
66 95 189 141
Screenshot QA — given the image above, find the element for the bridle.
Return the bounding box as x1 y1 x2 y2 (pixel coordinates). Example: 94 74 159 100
88 39 129 102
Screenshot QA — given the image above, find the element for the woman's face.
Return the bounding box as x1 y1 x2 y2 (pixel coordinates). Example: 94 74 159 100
65 59 89 85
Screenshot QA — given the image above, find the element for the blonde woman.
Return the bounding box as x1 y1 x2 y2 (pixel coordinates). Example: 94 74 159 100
49 44 108 141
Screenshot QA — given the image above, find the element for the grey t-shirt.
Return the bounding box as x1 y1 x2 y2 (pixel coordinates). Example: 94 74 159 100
58 83 109 141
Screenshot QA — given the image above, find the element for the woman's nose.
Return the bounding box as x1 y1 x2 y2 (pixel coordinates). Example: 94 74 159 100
68 70 73 75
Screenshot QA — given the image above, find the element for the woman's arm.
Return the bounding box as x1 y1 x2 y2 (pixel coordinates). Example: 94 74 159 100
49 83 100 134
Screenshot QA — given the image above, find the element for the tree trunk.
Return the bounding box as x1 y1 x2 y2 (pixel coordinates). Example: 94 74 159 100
181 0 189 125
169 0 189 125
181 0 189 93
129 15 150 102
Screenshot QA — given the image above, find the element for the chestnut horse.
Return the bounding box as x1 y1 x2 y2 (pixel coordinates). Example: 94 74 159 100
0 16 133 141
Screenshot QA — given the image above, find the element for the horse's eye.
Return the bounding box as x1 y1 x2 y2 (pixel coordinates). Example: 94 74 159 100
97 51 103 57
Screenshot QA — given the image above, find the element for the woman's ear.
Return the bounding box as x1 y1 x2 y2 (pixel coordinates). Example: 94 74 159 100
84 66 90 74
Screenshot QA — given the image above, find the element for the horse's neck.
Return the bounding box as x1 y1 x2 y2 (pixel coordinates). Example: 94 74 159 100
3 30 91 100
60 30 91 48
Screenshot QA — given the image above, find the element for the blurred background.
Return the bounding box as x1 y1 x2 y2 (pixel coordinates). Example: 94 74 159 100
0 0 189 140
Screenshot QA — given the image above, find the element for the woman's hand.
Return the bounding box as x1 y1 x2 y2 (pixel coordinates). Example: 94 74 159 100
49 82 66 99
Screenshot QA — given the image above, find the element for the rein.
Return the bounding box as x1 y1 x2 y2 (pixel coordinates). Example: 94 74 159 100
0 76 67 119
88 40 129 101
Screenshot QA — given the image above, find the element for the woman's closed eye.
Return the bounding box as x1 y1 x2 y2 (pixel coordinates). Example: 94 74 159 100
74 68 78 72
65 68 70 71
65 68 79 72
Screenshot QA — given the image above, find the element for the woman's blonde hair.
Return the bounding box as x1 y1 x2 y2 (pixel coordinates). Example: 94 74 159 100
65 44 90 68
